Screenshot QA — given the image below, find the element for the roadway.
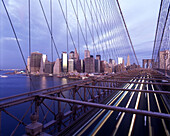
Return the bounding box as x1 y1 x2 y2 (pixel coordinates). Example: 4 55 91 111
73 75 170 136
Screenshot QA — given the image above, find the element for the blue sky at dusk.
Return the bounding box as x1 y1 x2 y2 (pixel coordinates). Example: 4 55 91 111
0 0 161 69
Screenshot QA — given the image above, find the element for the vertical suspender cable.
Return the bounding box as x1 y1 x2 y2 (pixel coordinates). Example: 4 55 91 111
76 0 80 55
2 0 36 90
38 0 60 59
116 0 139 65
50 0 53 63
66 0 68 54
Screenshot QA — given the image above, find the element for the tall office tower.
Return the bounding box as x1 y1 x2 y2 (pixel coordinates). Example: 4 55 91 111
75 60 81 73
40 54 47 74
53 58 61 75
45 61 54 74
109 59 113 72
122 59 125 68
62 52 68 72
100 61 105 73
74 48 79 71
80 59 84 73
109 59 113 64
84 50 90 59
85 55 95 73
30 52 42 74
69 51 74 59
68 59 74 72
95 59 100 73
126 54 130 66
111 60 116 72
112 60 116 66
26 56 31 74
96 55 101 61
118 57 123 64
159 50 170 70
103 61 111 73
74 48 79 61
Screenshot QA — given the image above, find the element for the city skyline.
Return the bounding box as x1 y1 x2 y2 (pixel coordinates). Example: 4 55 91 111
27 49 135 75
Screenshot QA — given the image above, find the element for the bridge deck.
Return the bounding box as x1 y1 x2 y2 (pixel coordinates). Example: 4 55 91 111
0 69 169 136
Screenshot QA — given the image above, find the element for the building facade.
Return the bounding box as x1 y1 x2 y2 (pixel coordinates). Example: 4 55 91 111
85 56 95 73
53 58 61 75
68 59 74 72
126 54 130 66
40 54 47 74
96 55 101 61
62 52 68 72
118 57 123 64
95 59 100 73
30 52 42 74
84 50 90 59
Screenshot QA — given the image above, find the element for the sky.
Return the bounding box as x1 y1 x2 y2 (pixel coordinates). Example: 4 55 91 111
119 0 161 63
0 0 161 69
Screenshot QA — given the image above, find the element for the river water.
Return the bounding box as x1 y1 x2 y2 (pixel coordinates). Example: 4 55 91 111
0 71 75 135
0 71 72 98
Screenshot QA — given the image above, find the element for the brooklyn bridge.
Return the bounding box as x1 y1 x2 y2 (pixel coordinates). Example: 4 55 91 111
0 0 169 135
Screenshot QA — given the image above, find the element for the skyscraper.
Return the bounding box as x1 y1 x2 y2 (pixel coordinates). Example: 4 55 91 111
126 54 130 66
30 52 42 74
69 51 74 59
75 60 81 73
40 54 47 74
84 50 90 59
26 56 30 74
62 52 68 72
100 61 105 73
109 59 114 72
80 59 84 73
68 59 74 72
44 61 54 74
118 57 123 64
53 58 61 75
95 59 100 73
74 48 79 61
96 55 101 61
85 55 95 73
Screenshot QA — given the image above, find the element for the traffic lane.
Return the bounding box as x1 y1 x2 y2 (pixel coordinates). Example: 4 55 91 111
133 91 148 136
151 83 169 135
79 91 125 136
156 94 170 131
79 80 137 135
149 92 166 136
114 78 144 136
95 92 133 136
75 79 138 136
113 92 138 136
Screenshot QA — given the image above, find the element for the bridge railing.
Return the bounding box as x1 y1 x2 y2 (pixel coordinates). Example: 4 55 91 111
0 69 170 136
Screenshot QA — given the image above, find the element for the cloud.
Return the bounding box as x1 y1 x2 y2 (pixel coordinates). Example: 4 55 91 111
1 37 22 42
1 0 161 68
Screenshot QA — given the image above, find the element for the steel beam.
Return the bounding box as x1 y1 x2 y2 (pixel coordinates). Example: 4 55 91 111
39 95 170 120
106 77 170 82
98 80 170 86
78 85 170 95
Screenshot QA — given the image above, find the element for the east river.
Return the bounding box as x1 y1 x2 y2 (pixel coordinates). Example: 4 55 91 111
0 71 75 135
